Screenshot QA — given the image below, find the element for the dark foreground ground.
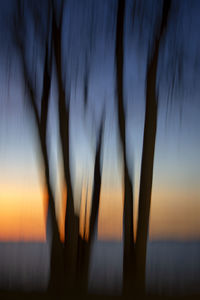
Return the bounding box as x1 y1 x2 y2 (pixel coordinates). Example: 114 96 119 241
0 291 200 300
0 241 199 299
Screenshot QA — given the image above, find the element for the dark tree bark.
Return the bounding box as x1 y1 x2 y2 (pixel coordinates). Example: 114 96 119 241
135 0 171 293
15 5 64 290
77 119 103 294
115 0 134 294
51 1 79 291
41 46 64 294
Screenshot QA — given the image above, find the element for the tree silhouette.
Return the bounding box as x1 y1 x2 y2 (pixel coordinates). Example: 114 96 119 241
135 0 171 293
5 0 190 297
51 0 80 291
13 0 64 293
51 0 104 294
77 117 104 293
115 0 172 295
115 0 134 294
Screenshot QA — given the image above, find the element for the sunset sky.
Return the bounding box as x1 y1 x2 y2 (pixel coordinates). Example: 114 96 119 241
0 80 199 241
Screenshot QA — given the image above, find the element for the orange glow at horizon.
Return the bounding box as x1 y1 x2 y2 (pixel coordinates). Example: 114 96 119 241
57 184 67 242
0 178 200 242
98 188 123 240
79 185 90 240
0 184 46 241
148 184 200 240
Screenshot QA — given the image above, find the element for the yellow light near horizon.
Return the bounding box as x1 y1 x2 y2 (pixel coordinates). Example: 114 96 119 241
0 178 199 242
149 185 200 240
57 184 67 242
0 184 46 241
98 188 123 240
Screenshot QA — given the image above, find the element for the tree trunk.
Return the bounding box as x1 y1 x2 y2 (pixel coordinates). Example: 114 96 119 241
52 5 79 291
116 0 134 294
77 120 103 294
135 0 171 294
17 34 63 292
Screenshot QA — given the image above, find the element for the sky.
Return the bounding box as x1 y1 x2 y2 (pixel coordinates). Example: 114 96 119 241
0 0 200 242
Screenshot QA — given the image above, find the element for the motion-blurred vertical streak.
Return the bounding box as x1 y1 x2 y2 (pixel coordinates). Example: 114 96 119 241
13 0 63 293
77 117 104 294
51 0 79 291
115 0 134 294
136 0 171 294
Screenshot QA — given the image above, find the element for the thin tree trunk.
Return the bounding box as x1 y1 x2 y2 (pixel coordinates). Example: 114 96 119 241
18 40 63 292
77 120 103 294
52 3 79 291
40 46 64 293
135 0 171 293
116 0 134 294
